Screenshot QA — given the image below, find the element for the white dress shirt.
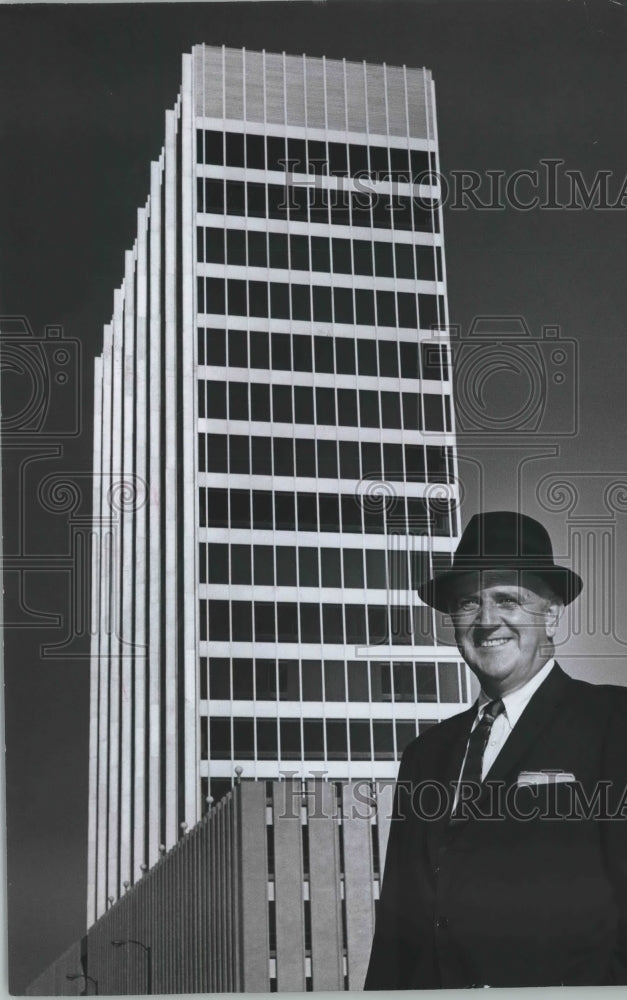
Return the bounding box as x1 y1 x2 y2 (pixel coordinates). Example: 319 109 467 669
453 658 555 808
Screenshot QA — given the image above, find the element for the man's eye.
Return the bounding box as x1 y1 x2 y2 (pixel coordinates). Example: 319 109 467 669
457 599 479 612
499 598 518 608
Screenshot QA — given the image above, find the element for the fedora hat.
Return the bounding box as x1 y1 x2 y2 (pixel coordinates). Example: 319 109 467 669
418 510 583 612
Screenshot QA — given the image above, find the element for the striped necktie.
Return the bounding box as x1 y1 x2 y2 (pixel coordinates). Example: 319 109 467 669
452 698 505 819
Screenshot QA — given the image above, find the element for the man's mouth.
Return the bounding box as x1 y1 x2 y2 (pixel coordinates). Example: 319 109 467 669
475 637 511 648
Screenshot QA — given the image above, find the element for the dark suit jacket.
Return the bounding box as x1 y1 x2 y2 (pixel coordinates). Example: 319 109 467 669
365 664 627 989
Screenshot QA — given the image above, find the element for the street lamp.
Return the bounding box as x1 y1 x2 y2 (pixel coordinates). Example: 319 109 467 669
111 939 152 995
65 973 98 995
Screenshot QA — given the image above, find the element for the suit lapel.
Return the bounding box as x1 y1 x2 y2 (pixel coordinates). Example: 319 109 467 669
425 704 476 863
481 661 573 791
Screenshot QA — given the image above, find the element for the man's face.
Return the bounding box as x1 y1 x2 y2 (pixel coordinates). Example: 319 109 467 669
448 570 562 697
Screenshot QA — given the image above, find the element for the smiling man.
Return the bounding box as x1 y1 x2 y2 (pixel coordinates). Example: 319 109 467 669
365 510 627 990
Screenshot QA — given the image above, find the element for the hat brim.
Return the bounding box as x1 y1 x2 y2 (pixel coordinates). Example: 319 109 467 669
417 562 583 612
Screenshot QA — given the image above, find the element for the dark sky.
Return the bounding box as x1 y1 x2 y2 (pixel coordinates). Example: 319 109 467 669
2 0 627 991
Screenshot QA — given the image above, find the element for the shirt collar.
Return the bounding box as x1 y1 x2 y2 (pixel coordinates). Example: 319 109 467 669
477 658 555 728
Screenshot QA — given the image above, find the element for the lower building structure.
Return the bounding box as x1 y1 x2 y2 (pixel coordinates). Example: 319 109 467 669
27 778 395 995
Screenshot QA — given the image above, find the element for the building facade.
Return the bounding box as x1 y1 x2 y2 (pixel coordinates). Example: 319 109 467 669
30 779 394 994
88 43 469 930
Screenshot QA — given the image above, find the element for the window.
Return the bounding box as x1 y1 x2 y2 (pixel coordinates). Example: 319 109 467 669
345 605 367 643
314 335 334 374
393 662 415 702
205 488 228 528
232 658 254 699
294 386 314 424
203 130 224 166
311 237 331 273
248 230 267 268
231 543 251 585
226 229 246 266
248 281 268 317
207 544 229 584
321 548 341 587
272 384 292 423
269 232 289 270
279 719 301 760
373 721 394 760
271 332 291 370
205 434 228 472
319 494 340 532
256 660 277 699
350 721 371 759
246 133 265 169
366 550 387 589
343 549 364 589
276 547 297 586
438 662 460 702
340 495 362 533
357 340 377 376
316 440 337 479
423 394 445 431
376 290 397 328
378 340 398 378
415 661 437 701
254 545 275 586
250 331 269 370
277 607 299 644
250 383 271 422
251 490 273 529
303 720 324 756
209 719 230 759
396 721 417 756
296 439 315 476
275 493 295 531
358 389 380 428
335 337 355 375
254 602 276 642
297 494 318 532
315 387 336 425
208 658 230 699
227 435 247 478
355 289 375 326
368 605 389 644
347 661 369 701
324 660 346 700
302 660 323 701
339 441 360 479
292 334 312 372
226 132 245 167
333 287 353 324
381 391 401 430
299 604 321 643
332 238 352 274
228 380 248 420
326 720 347 759
298 547 319 587
267 135 286 172
322 605 344 644
257 719 278 759
337 388 358 426
270 283 290 319
292 284 311 321
290 234 309 270
273 437 294 476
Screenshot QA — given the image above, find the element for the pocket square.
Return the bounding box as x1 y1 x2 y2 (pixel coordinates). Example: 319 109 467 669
517 769 576 787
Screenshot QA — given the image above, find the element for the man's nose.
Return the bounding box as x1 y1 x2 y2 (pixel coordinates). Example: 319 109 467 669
476 600 499 627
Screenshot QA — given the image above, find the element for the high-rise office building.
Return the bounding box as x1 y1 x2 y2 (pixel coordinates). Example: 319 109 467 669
88 43 469 928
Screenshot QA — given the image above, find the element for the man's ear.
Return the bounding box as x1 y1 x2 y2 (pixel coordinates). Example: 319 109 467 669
544 599 563 639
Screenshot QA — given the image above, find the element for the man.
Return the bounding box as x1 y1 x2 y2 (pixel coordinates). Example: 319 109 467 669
365 510 627 989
